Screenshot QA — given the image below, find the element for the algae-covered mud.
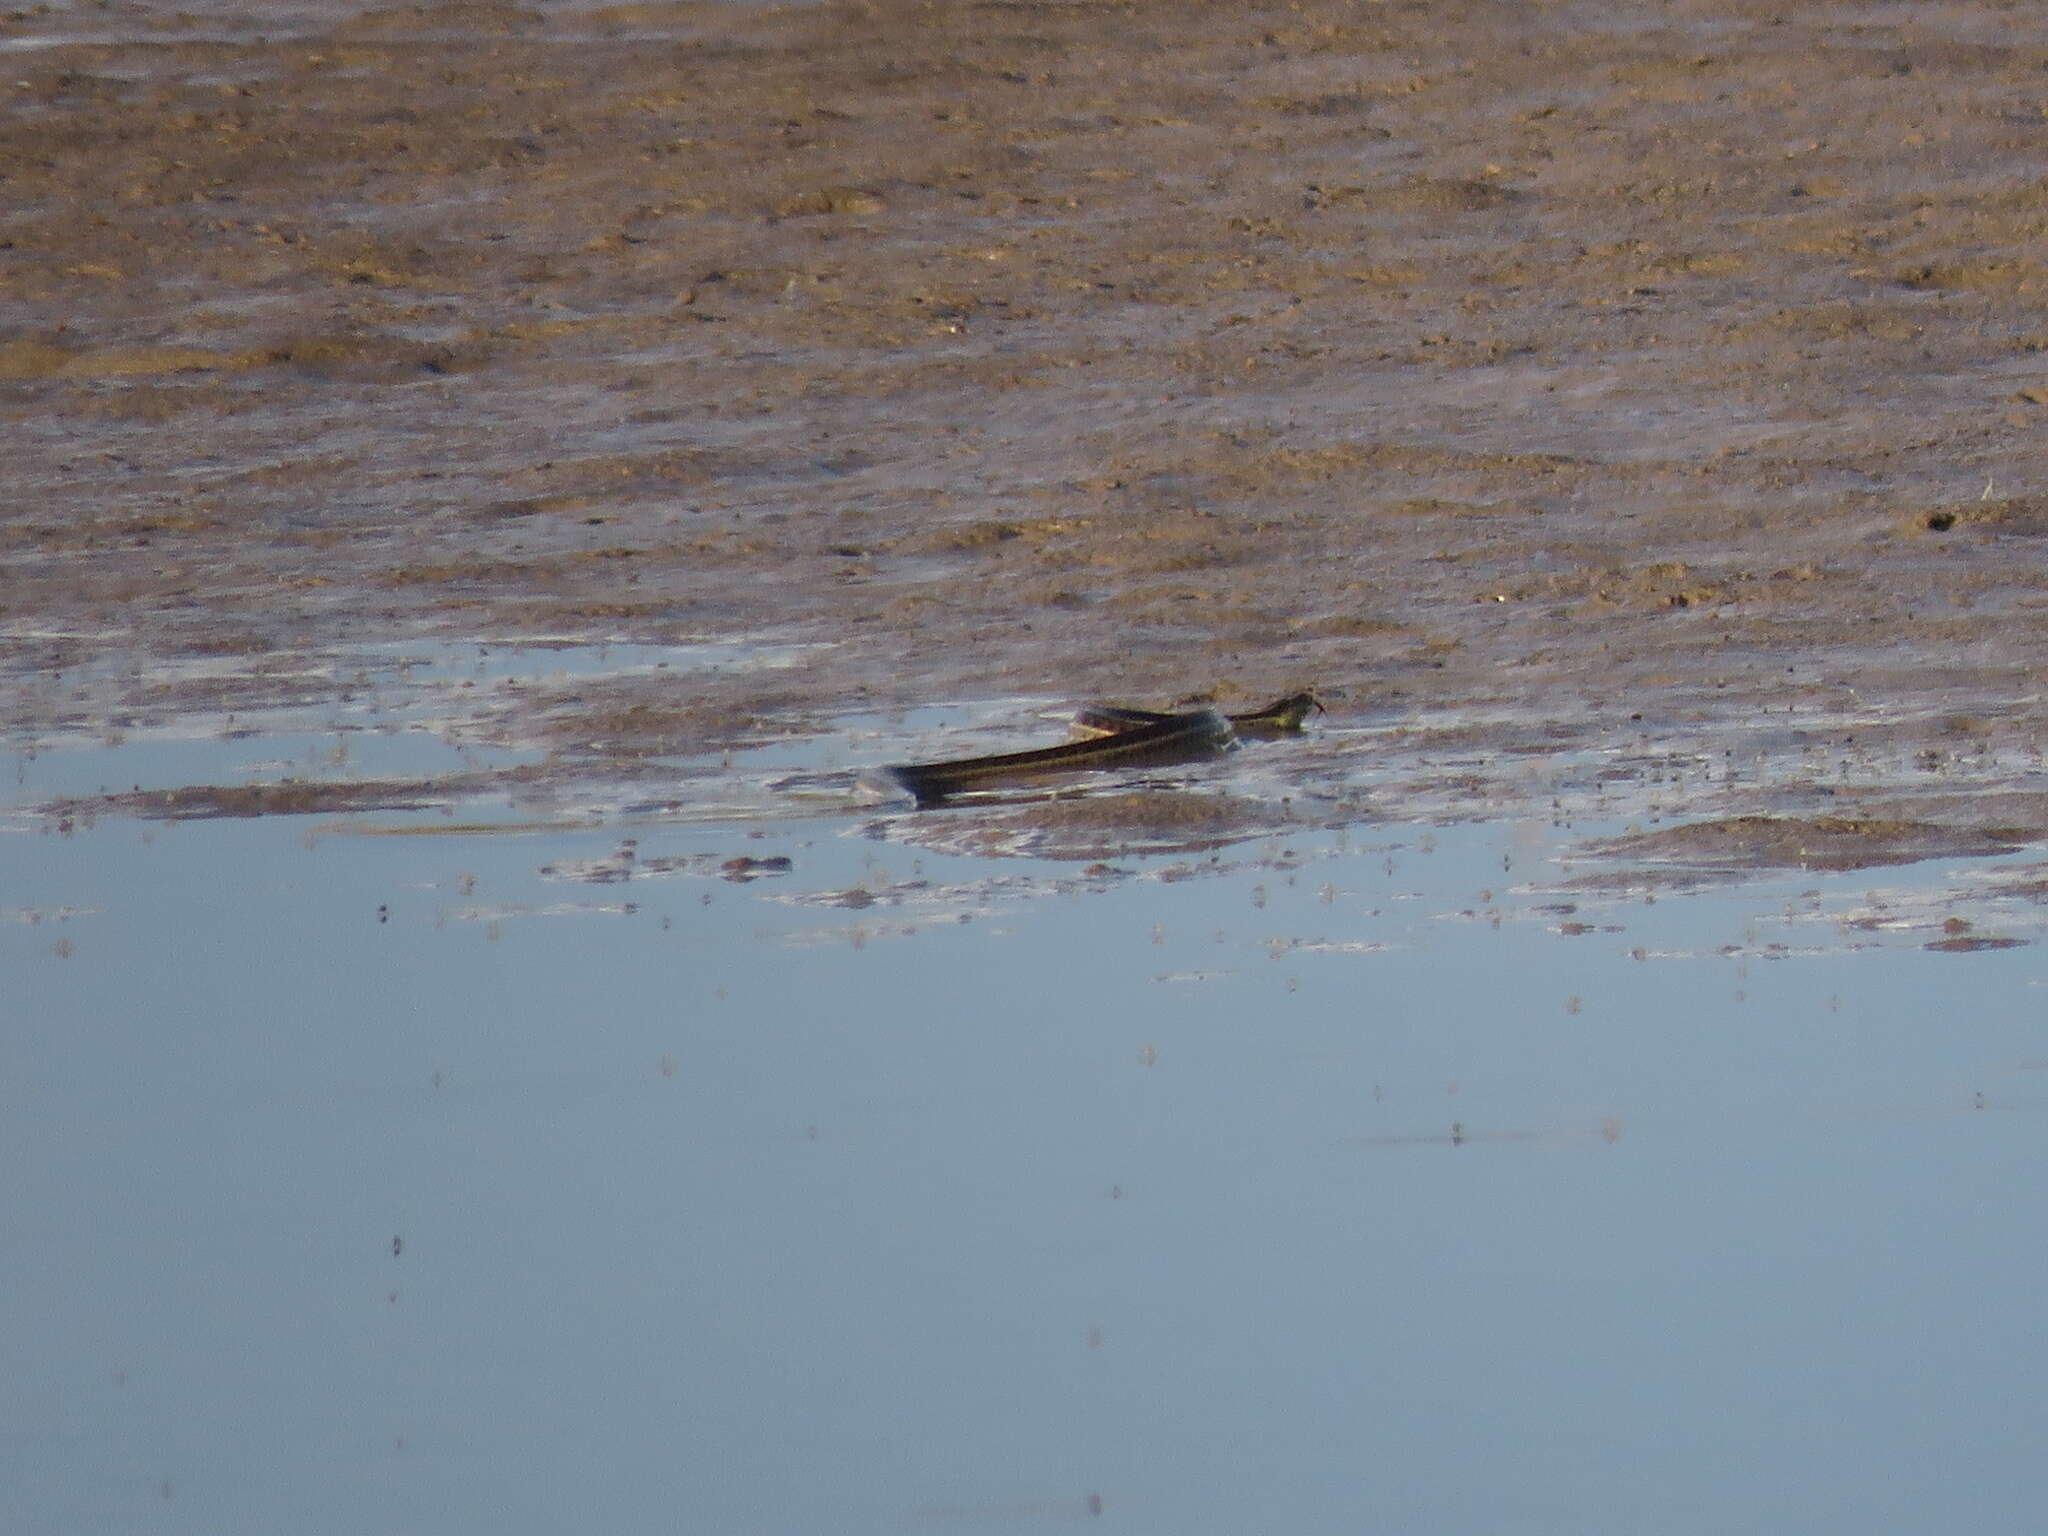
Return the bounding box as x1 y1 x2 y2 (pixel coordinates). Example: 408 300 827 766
6 0 2048 847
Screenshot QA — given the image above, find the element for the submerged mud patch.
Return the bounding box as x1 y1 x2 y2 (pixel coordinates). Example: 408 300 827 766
1582 815 2034 876
46 777 472 823
879 787 1301 863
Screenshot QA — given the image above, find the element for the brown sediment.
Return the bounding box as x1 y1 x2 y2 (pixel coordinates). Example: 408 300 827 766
884 788 1291 863
48 779 466 822
5 1 2048 832
1583 816 2031 875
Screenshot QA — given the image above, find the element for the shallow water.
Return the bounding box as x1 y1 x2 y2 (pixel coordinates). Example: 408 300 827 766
8 652 2048 1534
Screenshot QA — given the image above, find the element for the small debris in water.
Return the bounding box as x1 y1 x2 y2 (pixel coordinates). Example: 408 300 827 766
721 855 793 880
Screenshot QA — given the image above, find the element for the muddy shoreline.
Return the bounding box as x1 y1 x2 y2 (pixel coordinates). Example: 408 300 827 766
7 0 2048 846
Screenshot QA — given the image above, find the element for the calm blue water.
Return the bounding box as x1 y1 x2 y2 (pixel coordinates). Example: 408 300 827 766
6 662 2047 1535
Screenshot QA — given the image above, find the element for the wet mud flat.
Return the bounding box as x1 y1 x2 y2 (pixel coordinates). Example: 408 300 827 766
7 0 2048 844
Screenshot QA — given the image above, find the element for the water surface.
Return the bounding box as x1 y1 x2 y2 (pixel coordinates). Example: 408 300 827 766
8 649 2047 1534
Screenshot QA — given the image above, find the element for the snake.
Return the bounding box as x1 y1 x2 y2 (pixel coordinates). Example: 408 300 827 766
872 692 1321 806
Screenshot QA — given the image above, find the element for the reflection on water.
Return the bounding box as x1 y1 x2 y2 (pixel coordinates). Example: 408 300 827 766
7 647 2048 1535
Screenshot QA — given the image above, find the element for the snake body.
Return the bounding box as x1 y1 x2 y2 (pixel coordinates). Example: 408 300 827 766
1072 692 1323 739
872 692 1319 806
